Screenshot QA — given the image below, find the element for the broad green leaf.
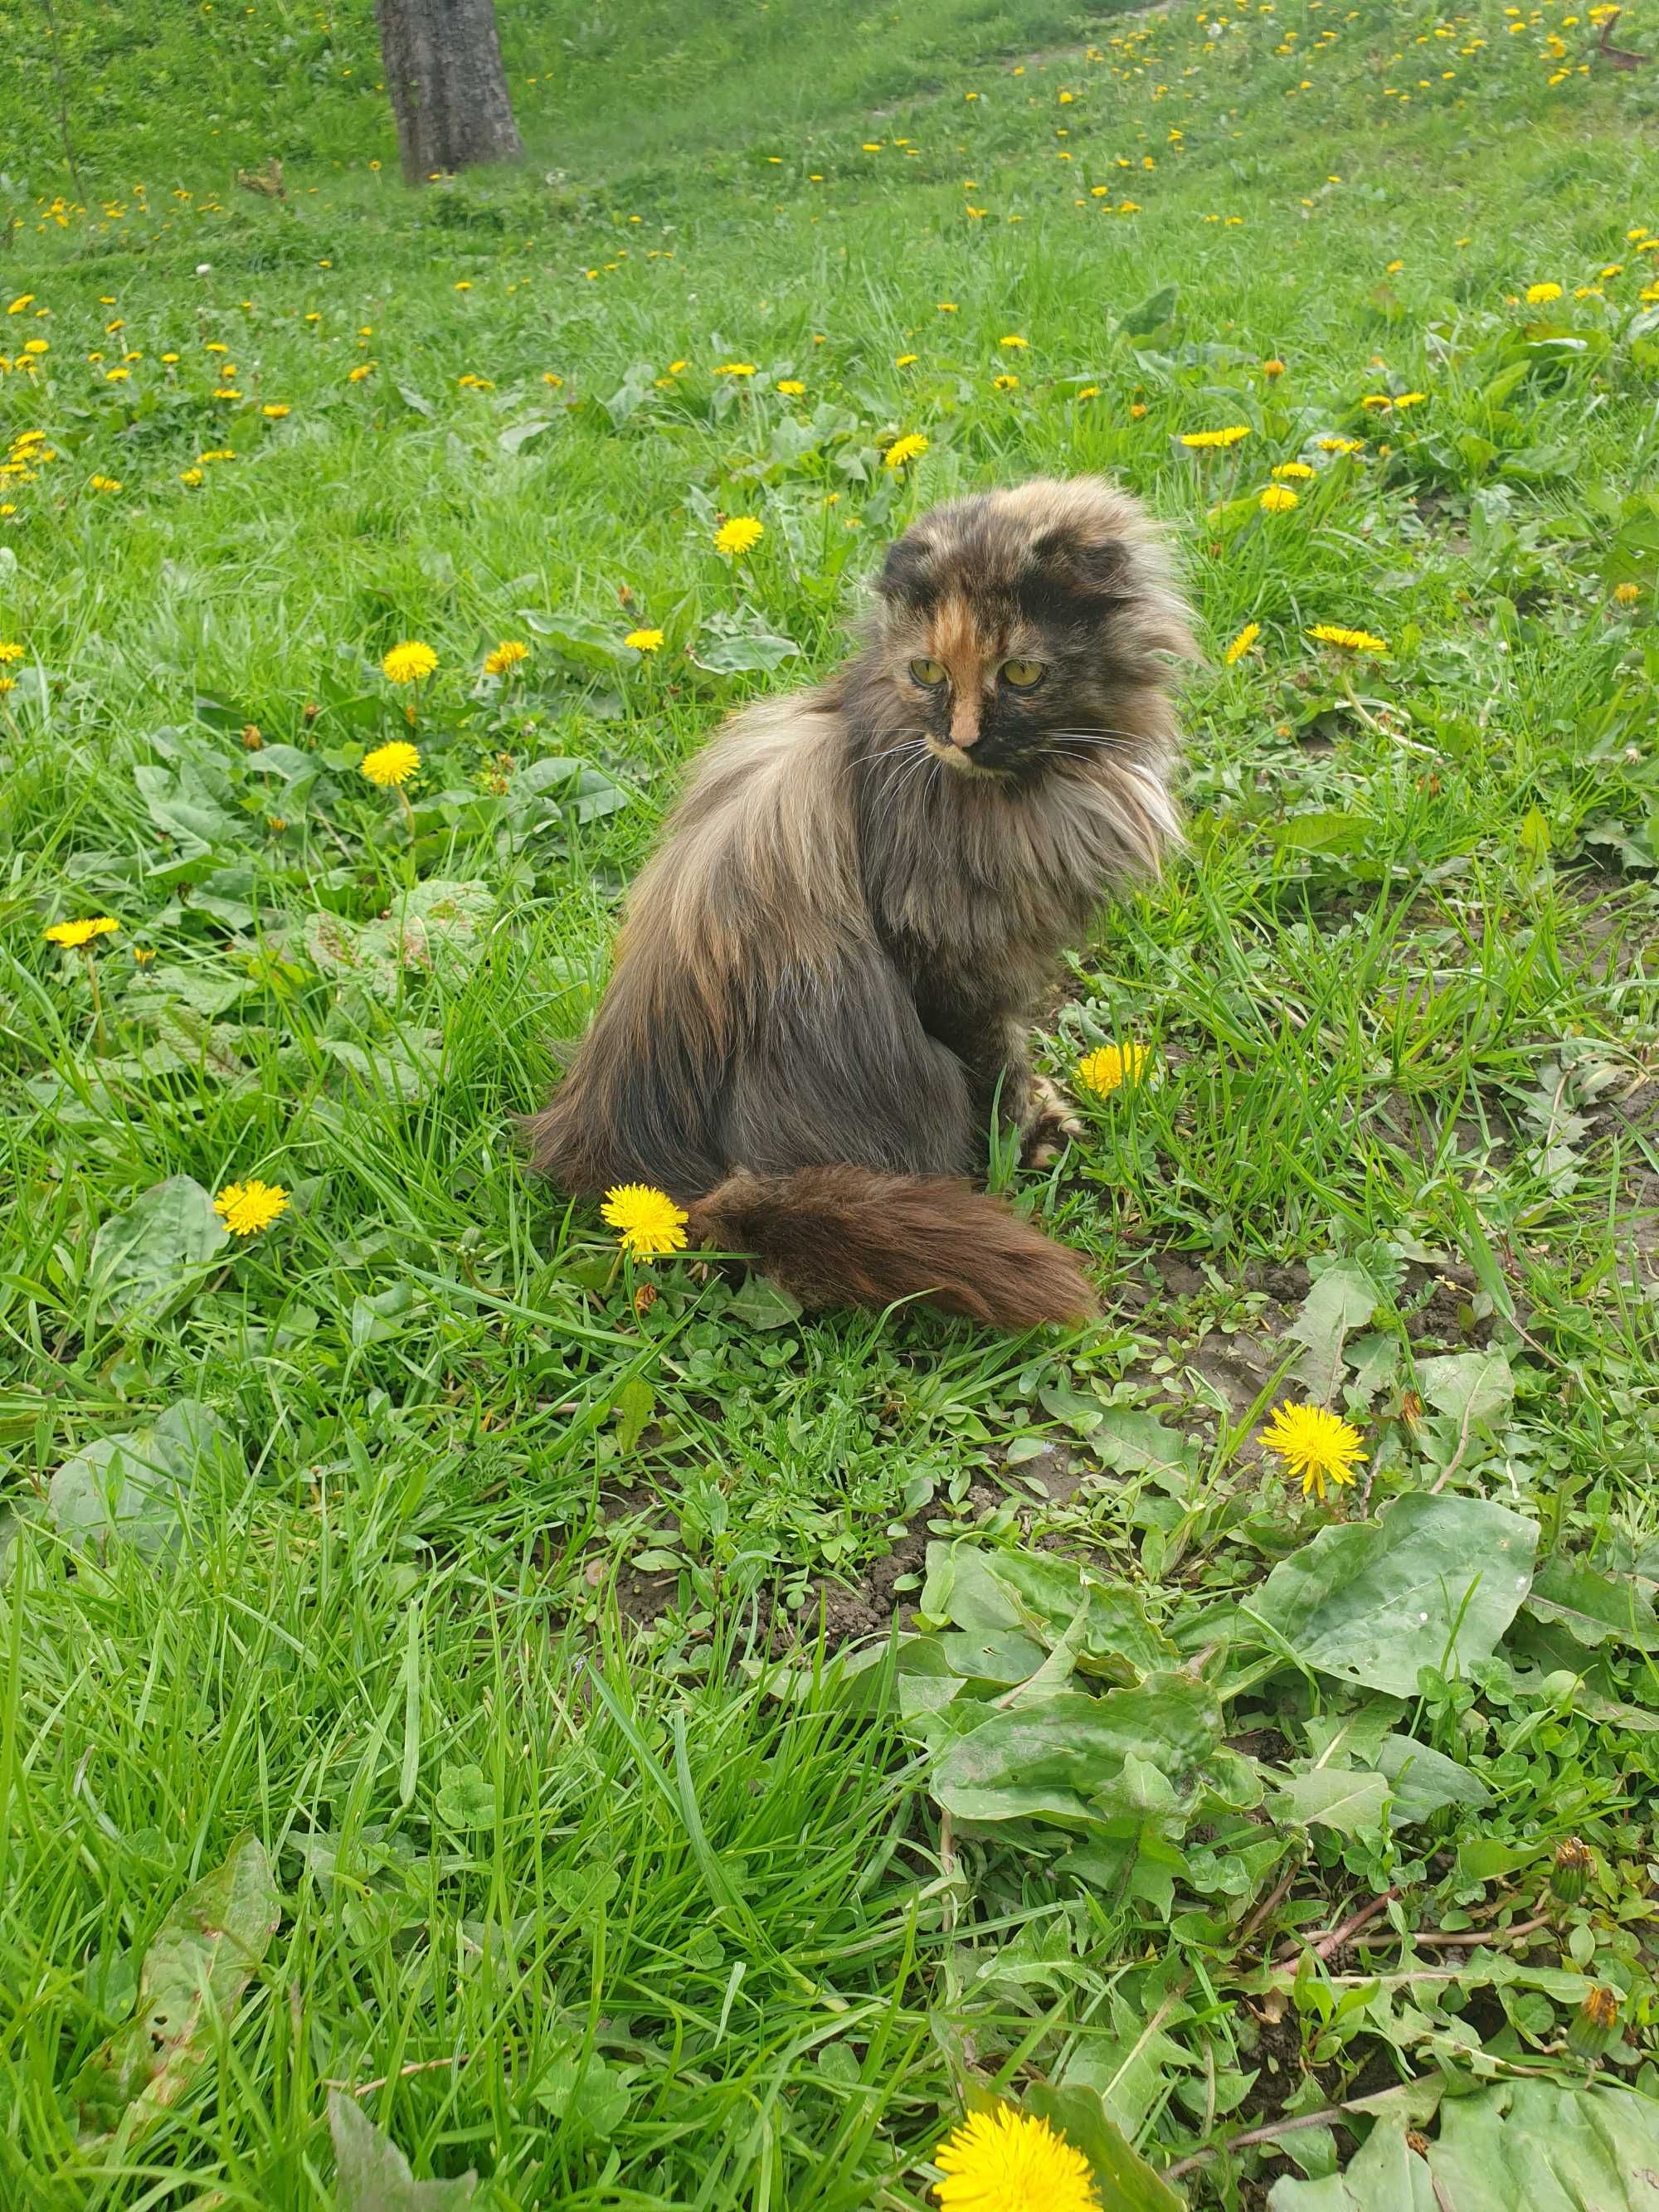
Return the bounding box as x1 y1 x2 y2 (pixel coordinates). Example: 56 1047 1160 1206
1456 1835 1551 1886
1268 2117 1436 2210
1024 2083 1185 2209
691 630 801 673
917 1544 1175 1684
88 1176 228 1320
1089 1409 1198 1486
1428 2078 1659 2210
1418 1348 1515 1432
1269 809 1366 858
1120 284 1180 336
73 1834 280 2141
516 609 639 668
930 1675 1222 1829
725 1275 804 1329
1059 1985 1195 2142
49 1402 235 1562
328 2090 478 2208
1275 1767 1392 1835
1251 1494 1538 1696
435 1763 495 1830
612 1376 655 1455
1374 1733 1491 1821
1523 1557 1658 1649
1291 1261 1384 1401
531 2050 633 2137
498 414 556 454
307 880 494 999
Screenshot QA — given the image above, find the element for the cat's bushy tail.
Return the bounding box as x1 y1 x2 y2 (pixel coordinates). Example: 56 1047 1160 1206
686 1165 1098 1329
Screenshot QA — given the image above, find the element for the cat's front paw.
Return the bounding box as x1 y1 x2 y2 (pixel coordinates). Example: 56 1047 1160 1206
1021 1072 1084 1168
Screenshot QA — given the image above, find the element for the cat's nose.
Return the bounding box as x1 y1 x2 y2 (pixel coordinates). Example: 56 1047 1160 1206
949 699 981 748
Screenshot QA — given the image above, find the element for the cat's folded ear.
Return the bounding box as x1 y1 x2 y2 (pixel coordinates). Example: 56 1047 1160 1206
1023 526 1130 607
878 532 939 610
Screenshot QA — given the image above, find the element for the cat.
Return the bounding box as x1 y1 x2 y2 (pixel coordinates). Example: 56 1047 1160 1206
526 475 1194 1326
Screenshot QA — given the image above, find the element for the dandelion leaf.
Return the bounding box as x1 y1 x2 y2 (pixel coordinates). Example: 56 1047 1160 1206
1268 2117 1437 2210
1024 2083 1185 2209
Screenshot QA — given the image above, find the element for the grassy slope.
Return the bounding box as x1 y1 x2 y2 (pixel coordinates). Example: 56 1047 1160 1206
3 0 1659 2205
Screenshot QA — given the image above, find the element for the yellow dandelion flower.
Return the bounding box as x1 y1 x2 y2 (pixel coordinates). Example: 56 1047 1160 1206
1360 394 1394 411
105 366 130 382
933 2105 1099 2212
262 402 290 418
1309 623 1389 654
45 916 120 949
1524 281 1563 305
180 467 204 486
714 361 757 377
360 740 421 787
992 373 1019 391
213 1179 290 1237
543 371 565 386
714 515 764 556
0 641 22 664
1259 1400 1365 1501
1075 385 1100 399
89 474 122 492
1075 1041 1151 1097
1262 357 1287 377
484 639 529 676
348 362 376 382
6 295 33 314
1224 622 1260 664
1180 425 1251 449
776 378 805 395
937 301 958 312
999 333 1029 348
601 1183 689 1261
895 352 920 367
1614 582 1640 605
884 432 929 469
1259 484 1299 513
1318 436 1365 456
1272 461 1316 480
382 640 437 683
625 627 664 651
1392 391 1426 409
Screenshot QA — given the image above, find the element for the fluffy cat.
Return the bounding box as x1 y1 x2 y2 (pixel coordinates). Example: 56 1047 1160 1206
527 475 1194 1325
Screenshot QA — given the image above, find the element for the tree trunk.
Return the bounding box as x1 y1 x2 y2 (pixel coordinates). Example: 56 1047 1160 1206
374 0 523 186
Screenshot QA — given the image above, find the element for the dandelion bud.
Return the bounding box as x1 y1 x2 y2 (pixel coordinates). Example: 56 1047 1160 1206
1551 1836 1595 1905
303 700 320 723
634 1281 659 1316
241 722 263 749
1566 1984 1621 2061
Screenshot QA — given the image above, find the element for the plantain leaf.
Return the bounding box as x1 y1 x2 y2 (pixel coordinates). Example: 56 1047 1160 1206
328 2090 477 2208
1251 1494 1538 1696
72 1833 280 2142
88 1175 228 1320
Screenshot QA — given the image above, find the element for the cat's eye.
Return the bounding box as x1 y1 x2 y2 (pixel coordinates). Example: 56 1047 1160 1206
1000 658 1046 690
909 658 948 688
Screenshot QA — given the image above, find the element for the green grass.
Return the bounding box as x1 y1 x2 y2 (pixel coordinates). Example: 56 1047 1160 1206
4 0 1659 2203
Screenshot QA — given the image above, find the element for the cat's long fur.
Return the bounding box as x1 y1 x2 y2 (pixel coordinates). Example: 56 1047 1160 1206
527 476 1194 1325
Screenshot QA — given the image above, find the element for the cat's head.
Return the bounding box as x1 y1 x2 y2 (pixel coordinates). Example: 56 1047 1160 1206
871 476 1195 777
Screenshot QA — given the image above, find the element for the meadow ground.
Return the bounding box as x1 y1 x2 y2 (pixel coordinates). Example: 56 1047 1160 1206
5 0 1659 2203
